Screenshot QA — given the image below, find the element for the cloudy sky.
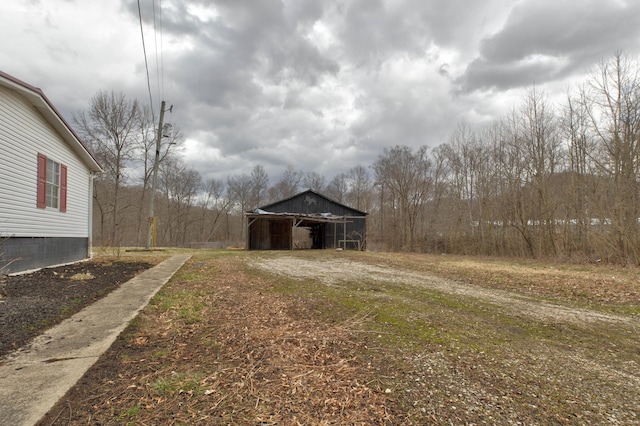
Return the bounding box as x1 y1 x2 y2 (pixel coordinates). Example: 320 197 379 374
2 0 640 184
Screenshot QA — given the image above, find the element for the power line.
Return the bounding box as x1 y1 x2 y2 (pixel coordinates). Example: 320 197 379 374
137 0 155 121
159 0 164 99
152 0 161 102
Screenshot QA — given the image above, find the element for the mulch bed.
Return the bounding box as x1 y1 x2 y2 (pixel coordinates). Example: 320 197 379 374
0 259 154 359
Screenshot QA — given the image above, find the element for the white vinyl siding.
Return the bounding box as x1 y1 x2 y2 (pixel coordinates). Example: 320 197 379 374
0 86 91 238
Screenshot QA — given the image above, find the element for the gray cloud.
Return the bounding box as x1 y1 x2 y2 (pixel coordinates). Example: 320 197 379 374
457 0 640 92
4 0 640 184
134 0 346 169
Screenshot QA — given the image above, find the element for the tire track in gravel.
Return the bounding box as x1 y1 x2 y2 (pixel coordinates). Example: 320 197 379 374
251 256 637 328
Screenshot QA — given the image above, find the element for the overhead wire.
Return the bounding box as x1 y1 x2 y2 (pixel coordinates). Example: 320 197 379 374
159 0 165 100
137 0 156 122
152 0 162 102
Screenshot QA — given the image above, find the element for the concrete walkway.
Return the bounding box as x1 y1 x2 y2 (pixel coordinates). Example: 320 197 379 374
0 254 191 426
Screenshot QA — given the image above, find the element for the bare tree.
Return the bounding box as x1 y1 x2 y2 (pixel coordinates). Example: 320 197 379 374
303 171 326 192
75 91 140 246
133 106 183 246
158 157 201 245
131 104 156 246
372 145 432 250
582 52 640 264
326 173 348 203
198 178 230 242
268 166 303 201
563 87 600 258
227 173 253 240
474 124 504 255
494 109 536 257
347 165 373 212
250 164 269 208
440 122 482 253
519 85 563 257
423 143 452 253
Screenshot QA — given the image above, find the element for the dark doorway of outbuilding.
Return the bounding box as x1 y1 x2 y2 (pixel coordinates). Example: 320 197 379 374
293 223 326 249
309 223 325 249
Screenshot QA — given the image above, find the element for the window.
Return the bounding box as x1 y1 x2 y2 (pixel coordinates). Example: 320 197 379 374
37 153 67 212
46 158 60 208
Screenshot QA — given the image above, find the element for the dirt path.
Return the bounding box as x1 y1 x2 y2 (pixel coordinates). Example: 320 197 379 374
251 256 637 327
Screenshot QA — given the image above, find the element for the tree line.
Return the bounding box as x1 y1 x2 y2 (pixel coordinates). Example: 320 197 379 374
79 52 640 265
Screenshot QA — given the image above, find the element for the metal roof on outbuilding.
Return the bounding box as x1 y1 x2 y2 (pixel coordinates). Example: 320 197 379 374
255 189 367 216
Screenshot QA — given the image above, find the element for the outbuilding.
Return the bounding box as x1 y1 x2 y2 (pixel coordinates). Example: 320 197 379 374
0 71 102 274
246 189 367 250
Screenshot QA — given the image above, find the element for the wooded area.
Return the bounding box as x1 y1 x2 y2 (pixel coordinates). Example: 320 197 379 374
82 53 640 265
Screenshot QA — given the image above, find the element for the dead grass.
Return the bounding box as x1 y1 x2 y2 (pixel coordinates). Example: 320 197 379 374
39 250 640 425
355 251 640 307
69 272 94 280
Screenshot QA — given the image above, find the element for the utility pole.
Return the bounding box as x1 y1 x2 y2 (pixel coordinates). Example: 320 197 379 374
146 100 166 249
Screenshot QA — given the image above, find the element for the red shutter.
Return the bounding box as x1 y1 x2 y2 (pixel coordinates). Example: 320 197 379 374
60 164 68 212
37 153 47 208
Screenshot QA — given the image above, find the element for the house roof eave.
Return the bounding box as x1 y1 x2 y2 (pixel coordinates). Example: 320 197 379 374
0 71 102 173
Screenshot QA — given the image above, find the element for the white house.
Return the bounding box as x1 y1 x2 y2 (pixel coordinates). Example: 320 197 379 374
0 71 102 274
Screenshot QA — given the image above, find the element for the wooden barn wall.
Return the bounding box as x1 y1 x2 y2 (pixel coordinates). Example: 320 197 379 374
270 220 291 250
248 217 293 250
248 218 271 250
